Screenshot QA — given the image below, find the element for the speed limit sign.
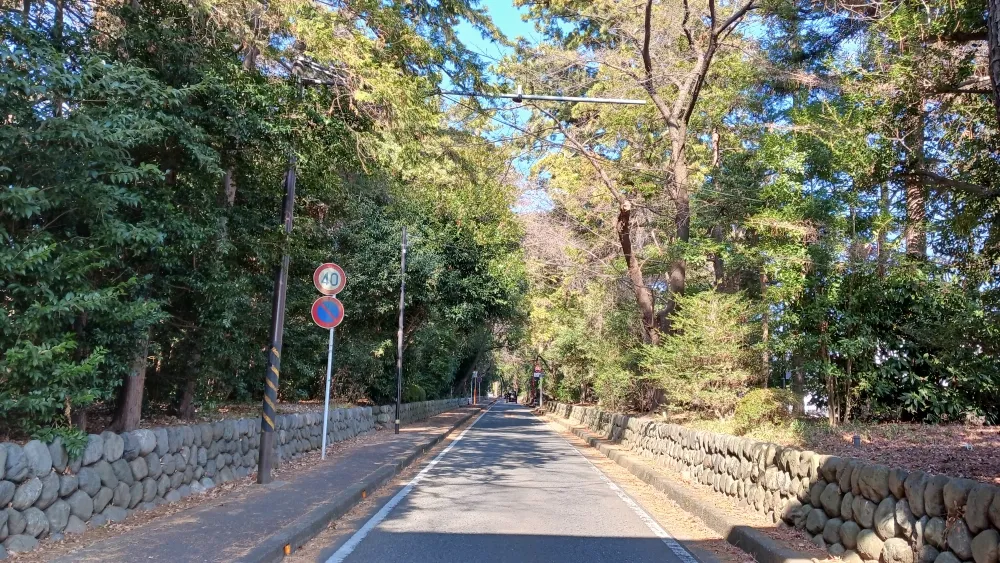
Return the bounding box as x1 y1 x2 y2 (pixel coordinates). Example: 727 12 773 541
313 263 346 295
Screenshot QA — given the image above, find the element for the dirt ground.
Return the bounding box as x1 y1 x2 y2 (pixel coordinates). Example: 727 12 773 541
681 416 1000 484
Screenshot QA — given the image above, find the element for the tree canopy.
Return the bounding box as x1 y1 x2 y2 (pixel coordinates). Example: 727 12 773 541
1 0 525 439
505 0 1000 424
5 0 1000 440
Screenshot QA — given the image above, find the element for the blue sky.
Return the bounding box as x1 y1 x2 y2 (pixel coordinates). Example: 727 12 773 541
455 0 537 65
450 1 556 212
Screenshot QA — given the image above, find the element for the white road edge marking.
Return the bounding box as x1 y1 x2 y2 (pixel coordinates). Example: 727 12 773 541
561 424 702 563
323 403 495 563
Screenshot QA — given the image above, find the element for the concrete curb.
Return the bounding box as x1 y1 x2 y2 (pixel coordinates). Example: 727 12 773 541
543 414 816 563
241 407 482 563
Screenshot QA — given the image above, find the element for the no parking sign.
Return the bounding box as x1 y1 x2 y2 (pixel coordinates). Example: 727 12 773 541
311 296 344 329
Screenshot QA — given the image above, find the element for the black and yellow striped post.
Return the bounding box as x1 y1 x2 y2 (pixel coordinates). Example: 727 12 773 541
257 157 296 485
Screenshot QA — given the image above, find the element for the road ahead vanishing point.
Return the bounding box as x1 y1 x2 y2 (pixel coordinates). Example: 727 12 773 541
320 403 701 563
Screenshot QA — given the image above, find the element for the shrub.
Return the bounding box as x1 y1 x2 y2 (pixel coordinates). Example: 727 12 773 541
642 291 757 417
594 367 635 412
733 388 795 434
403 383 427 403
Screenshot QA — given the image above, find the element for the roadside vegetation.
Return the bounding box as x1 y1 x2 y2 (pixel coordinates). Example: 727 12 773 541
1 0 526 442
504 0 1000 438
6 0 1000 457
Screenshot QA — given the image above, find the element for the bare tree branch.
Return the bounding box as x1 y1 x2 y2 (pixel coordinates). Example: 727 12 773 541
715 0 757 39
643 0 654 76
531 103 625 205
681 0 695 47
901 171 998 197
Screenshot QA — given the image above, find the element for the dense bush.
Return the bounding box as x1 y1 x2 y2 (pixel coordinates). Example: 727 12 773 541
642 292 757 418
733 389 795 434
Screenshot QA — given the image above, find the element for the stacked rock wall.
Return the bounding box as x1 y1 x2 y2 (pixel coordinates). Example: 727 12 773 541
0 398 467 555
545 402 1000 563
373 400 464 425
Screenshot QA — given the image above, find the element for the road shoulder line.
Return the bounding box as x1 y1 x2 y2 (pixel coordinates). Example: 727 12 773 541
238 407 482 563
541 412 816 563
321 403 495 563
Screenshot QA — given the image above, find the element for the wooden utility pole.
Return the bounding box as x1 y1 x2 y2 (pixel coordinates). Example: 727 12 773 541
257 156 296 485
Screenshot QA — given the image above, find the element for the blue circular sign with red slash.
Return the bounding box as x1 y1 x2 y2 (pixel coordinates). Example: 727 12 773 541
311 296 344 329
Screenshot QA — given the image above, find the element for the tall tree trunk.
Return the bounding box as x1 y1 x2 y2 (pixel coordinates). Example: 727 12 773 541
663 143 690 334
70 312 89 430
904 102 926 259
760 271 769 385
878 184 889 277
709 225 726 290
988 0 1000 129
223 166 236 205
175 340 200 419
791 352 805 415
110 329 150 432
821 321 838 426
71 410 88 432
242 12 262 72
843 358 853 422
52 0 62 42
51 0 63 118
618 201 658 344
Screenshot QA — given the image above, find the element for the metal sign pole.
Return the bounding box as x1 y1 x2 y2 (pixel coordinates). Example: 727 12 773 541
539 372 543 410
257 156 296 485
395 227 407 435
321 327 335 459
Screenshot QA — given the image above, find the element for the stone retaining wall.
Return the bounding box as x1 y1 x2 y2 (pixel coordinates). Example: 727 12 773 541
545 402 1000 563
0 398 467 556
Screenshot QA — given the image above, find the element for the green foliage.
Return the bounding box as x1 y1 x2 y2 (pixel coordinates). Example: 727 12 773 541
1 17 179 432
32 427 89 460
642 292 758 417
502 0 1000 428
824 266 1000 423
403 384 427 404
733 389 795 434
1 0 525 435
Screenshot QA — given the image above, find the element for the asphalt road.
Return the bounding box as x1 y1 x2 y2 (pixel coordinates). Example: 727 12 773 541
321 402 701 563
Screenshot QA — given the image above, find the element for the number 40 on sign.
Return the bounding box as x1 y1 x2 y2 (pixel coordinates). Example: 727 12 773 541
313 263 346 296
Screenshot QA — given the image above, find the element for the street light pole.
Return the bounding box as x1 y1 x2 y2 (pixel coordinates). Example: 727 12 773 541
395 226 407 435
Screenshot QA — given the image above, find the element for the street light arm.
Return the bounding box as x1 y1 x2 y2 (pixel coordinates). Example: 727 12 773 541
439 90 647 105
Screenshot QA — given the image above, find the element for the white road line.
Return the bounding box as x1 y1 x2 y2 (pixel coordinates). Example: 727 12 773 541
559 426 702 563
323 404 495 563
